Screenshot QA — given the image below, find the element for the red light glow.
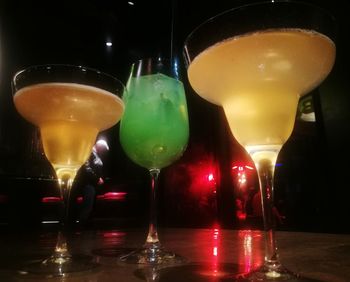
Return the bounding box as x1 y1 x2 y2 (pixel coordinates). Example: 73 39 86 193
76 192 127 204
213 246 218 257
41 197 62 203
187 162 218 194
232 164 255 171
232 163 255 190
97 192 127 201
163 147 219 222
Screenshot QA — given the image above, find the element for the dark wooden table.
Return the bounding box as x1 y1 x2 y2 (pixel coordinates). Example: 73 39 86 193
0 227 349 281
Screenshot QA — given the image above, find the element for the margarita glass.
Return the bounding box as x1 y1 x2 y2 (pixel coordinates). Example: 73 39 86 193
184 1 335 280
13 64 125 276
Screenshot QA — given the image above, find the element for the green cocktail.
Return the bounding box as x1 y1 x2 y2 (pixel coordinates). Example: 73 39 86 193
120 73 189 169
119 58 189 264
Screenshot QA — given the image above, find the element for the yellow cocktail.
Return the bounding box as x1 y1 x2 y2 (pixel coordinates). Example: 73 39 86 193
14 82 124 180
188 29 335 160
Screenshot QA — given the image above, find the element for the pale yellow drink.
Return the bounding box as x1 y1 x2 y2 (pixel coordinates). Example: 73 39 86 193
187 28 335 161
14 83 124 179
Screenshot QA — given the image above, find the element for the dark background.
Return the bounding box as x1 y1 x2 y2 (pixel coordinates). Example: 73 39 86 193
0 0 349 233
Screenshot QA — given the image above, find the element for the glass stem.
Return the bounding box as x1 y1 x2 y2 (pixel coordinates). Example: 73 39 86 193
53 174 75 260
247 145 282 275
145 168 161 249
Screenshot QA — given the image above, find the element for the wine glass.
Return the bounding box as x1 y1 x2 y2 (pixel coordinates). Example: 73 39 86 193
119 57 189 264
184 1 336 281
12 64 125 277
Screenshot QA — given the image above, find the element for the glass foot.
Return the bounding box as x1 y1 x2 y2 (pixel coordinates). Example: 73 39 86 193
239 265 322 281
119 246 185 265
18 254 99 278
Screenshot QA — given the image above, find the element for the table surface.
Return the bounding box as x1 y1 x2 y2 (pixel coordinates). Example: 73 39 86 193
0 227 349 282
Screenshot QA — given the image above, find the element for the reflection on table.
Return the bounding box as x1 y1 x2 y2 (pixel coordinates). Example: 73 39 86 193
0 227 349 281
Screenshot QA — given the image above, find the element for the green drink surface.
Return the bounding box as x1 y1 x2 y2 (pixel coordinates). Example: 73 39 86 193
120 74 189 170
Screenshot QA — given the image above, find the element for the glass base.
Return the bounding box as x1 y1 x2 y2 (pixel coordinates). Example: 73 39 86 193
239 265 322 281
18 254 99 278
119 246 185 265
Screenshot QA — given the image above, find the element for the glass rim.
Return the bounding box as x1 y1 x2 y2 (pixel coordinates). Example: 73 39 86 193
12 63 125 94
128 57 181 80
130 57 176 67
184 0 337 48
132 56 172 61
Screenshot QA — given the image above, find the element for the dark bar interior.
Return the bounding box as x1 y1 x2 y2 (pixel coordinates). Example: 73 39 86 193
0 0 349 281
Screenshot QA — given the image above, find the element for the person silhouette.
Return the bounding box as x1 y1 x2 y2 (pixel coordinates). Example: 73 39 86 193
75 139 109 226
